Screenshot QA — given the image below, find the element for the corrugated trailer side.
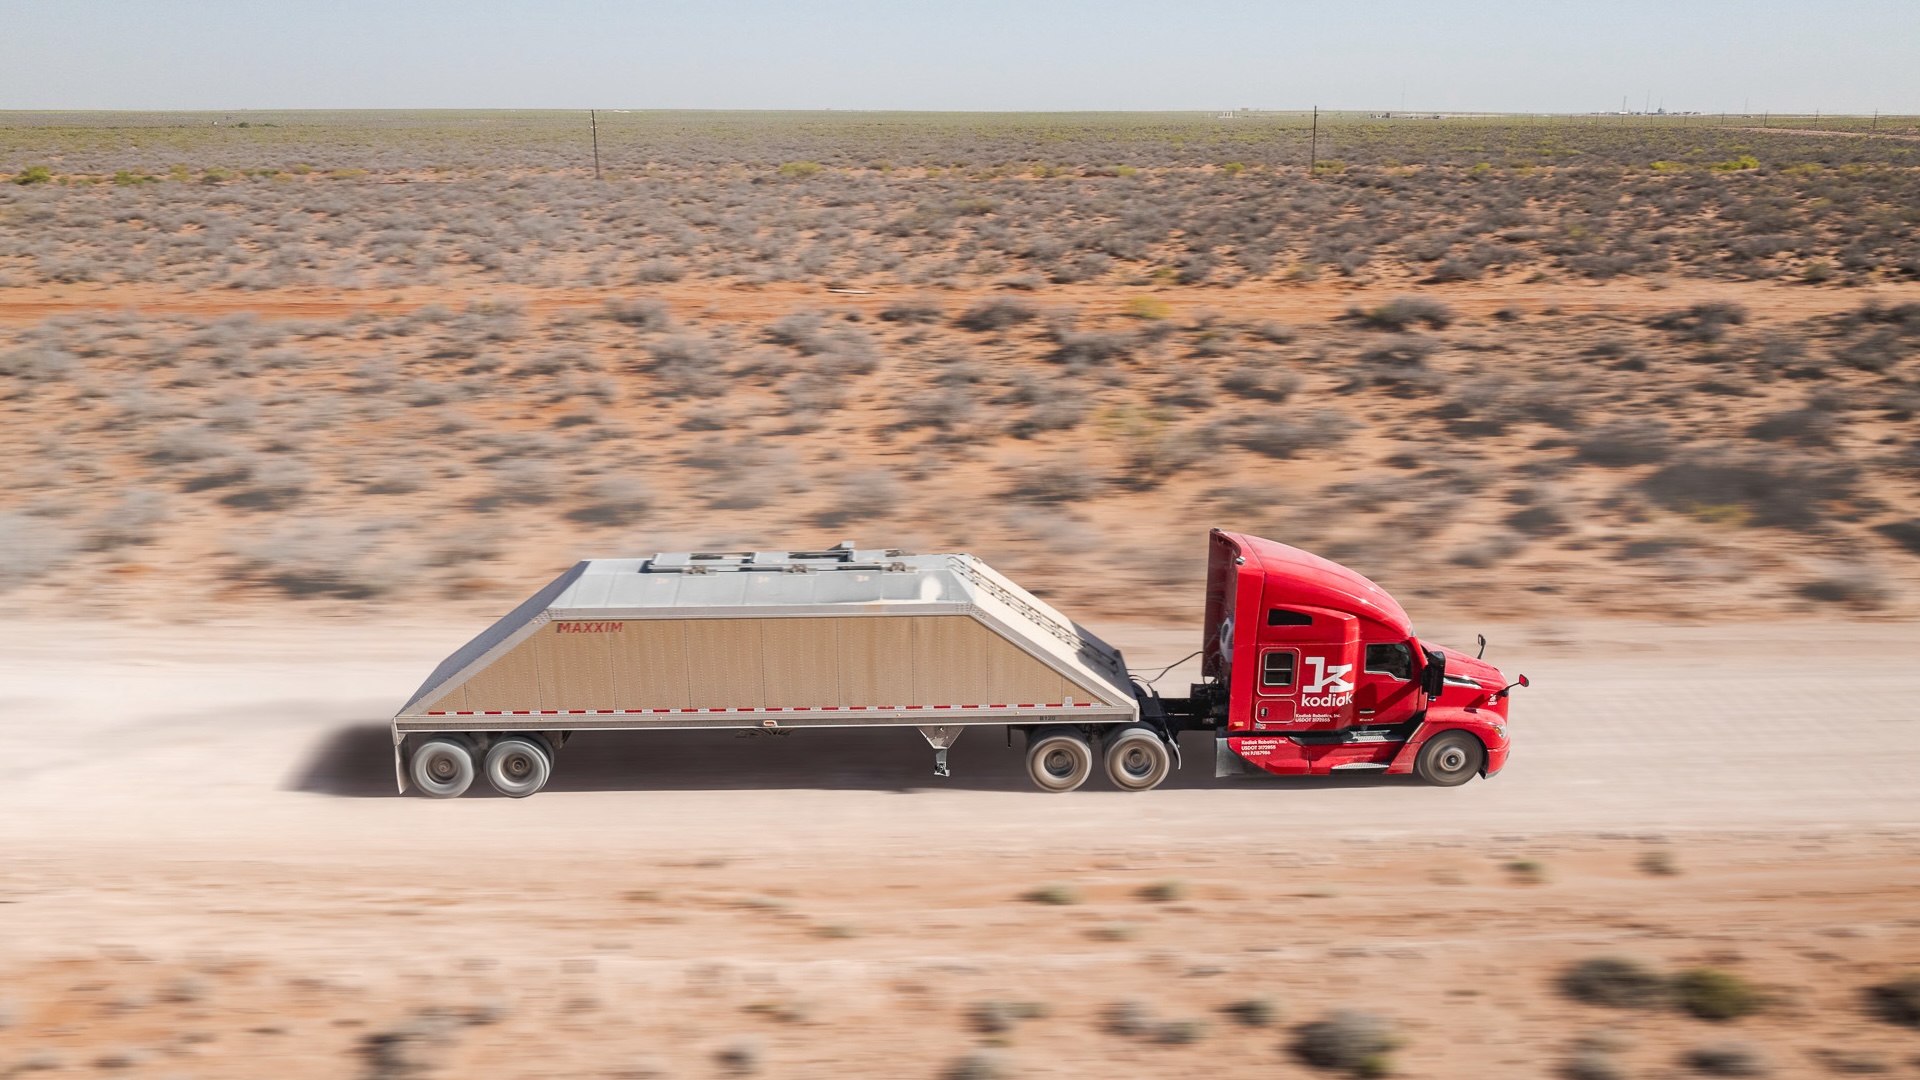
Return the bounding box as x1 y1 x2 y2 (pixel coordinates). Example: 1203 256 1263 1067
393 547 1152 797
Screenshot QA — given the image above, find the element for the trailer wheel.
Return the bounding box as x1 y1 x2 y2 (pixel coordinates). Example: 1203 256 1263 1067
1414 731 1484 787
1026 728 1094 793
484 736 552 798
1104 726 1172 792
410 737 475 799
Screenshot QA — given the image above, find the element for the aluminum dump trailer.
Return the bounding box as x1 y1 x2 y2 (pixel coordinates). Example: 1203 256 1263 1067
393 545 1142 797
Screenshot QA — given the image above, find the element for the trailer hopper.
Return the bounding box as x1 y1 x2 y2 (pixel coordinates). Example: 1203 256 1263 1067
393 545 1137 796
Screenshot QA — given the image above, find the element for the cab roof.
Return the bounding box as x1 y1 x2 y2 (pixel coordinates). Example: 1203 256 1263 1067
1223 531 1412 637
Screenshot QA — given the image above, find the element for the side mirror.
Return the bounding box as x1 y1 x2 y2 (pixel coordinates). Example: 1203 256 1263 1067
1420 648 1446 698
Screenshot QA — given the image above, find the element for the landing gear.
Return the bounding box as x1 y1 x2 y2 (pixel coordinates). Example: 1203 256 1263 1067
1025 727 1094 792
485 736 553 798
1414 731 1484 787
1103 725 1173 792
410 737 475 799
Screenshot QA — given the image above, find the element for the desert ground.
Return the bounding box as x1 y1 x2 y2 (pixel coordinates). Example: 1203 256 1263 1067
3 111 1920 1077
1 617 1919 1078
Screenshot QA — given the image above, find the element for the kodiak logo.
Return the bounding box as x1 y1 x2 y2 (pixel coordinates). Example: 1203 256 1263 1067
1301 655 1354 709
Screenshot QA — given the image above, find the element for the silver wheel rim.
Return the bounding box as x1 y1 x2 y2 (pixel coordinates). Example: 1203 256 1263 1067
1436 745 1468 773
502 752 534 780
1120 745 1154 778
1043 747 1077 779
429 754 458 781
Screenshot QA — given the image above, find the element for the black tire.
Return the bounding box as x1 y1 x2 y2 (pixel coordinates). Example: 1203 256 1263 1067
1026 728 1094 793
1414 731 1484 787
411 737 475 798
484 736 552 798
1104 726 1172 792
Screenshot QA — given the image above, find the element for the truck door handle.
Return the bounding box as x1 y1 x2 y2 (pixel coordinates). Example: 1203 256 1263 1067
1258 706 1268 718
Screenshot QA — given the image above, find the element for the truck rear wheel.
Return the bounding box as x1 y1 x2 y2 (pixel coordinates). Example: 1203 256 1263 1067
1026 728 1094 793
410 737 475 798
485 736 552 798
1414 731 1484 787
1104 726 1172 792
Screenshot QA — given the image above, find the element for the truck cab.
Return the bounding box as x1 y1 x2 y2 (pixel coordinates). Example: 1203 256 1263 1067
1198 530 1517 785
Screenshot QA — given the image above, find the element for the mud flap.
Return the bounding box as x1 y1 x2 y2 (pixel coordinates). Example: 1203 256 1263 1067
393 728 409 795
1215 737 1258 777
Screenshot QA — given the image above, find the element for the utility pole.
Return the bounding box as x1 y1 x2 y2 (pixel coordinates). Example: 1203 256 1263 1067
1873 108 1879 131
1309 105 1318 179
590 109 603 180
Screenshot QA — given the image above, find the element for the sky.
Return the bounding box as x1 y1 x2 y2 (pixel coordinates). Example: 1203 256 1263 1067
2 0 1916 115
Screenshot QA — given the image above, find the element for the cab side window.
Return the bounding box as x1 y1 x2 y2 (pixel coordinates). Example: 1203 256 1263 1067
1262 651 1297 687
1364 643 1412 680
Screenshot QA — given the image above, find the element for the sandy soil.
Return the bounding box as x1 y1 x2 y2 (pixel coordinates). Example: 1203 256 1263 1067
1 617 1917 1077
4 275 1914 328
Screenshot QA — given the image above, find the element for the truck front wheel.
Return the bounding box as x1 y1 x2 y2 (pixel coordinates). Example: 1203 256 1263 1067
1026 728 1094 793
1414 732 1484 787
410 737 476 798
1104 726 1172 792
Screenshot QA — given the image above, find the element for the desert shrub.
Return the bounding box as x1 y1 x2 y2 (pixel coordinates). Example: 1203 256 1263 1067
1350 296 1454 331
956 298 1036 332
1745 407 1834 446
1834 329 1909 373
1797 567 1890 609
0 513 80 590
1220 998 1279 1027
1575 421 1673 466
1053 330 1135 365
606 298 671 330
641 335 724 395
1232 409 1351 458
1137 879 1187 902
1249 320 1297 344
1650 302 1748 343
715 1037 762 1075
942 1051 1009 1080
1682 1041 1768 1076
1427 256 1485 282
13 165 52 185
1124 296 1171 320
1152 1018 1207 1044
1675 969 1762 1021
633 257 684 282
776 161 822 179
1020 883 1080 905
1865 972 1920 1026
1291 1010 1400 1076
0 343 76 381
1639 453 1855 530
813 469 899 529
1559 957 1670 1009
877 299 943 323
1873 520 1920 556
968 1000 1046 1034
227 522 413 600
1561 1050 1626 1080
1002 461 1097 505
1101 1001 1153 1036
566 477 650 527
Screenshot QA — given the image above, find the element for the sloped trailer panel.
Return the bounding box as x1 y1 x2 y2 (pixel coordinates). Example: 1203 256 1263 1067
393 548 1138 793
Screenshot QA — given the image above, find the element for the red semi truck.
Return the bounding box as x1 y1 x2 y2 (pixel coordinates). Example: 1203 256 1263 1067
1158 529 1524 786
394 529 1523 796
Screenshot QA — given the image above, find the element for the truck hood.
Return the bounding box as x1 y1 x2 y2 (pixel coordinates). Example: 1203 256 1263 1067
1433 644 1509 690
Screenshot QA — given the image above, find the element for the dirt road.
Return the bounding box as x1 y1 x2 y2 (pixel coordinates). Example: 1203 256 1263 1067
1 617 1917 1077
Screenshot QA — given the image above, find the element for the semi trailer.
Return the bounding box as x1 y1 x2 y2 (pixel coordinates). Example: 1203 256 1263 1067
392 529 1525 797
